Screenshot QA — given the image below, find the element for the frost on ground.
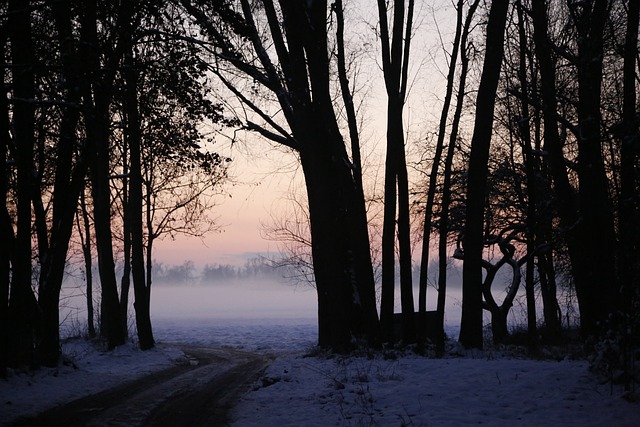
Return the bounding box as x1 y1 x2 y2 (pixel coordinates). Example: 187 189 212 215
1 318 638 426
0 339 186 423
231 352 639 427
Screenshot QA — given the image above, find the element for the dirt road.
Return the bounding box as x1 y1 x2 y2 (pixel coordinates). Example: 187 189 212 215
11 346 272 427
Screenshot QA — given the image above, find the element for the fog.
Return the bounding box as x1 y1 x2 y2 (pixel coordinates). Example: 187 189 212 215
150 279 318 320
59 262 536 345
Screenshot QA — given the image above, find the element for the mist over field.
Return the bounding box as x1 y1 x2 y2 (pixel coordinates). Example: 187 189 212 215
58 256 543 343
151 279 317 320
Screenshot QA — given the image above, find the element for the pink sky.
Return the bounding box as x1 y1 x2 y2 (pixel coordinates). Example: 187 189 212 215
153 146 301 268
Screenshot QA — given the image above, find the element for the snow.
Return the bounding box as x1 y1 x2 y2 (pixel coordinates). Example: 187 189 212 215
0 340 185 423
233 353 638 426
1 289 638 426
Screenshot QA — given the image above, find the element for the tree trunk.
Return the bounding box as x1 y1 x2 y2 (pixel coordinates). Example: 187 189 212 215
36 0 91 366
285 1 379 350
397 139 415 344
7 0 39 368
417 0 466 345
377 0 416 344
145 178 155 304
489 308 509 344
619 0 640 312
380 133 397 343
460 0 509 350
181 0 380 351
434 0 479 355
333 0 381 346
83 0 125 349
89 110 125 349
0 31 12 377
78 191 96 338
573 0 618 333
123 0 155 349
119 142 131 339
299 129 378 349
531 0 586 333
515 1 538 351
538 250 561 339
301 148 351 350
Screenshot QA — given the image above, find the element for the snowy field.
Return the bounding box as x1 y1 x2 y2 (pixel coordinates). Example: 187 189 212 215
232 351 638 427
1 282 638 426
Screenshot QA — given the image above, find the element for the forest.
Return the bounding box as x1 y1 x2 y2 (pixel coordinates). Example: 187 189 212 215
1 0 638 389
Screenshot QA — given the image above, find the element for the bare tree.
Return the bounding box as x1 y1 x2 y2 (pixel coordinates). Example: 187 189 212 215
460 0 510 350
377 0 416 343
572 0 619 333
434 0 480 354
83 0 126 350
0 23 12 377
179 0 380 350
121 0 154 350
76 190 96 338
618 0 639 313
417 0 479 350
6 0 39 367
530 0 620 337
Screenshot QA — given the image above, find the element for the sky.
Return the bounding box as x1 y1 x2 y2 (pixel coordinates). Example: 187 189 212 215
152 0 458 270
153 143 302 268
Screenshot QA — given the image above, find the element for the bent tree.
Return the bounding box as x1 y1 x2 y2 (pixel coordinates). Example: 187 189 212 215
180 0 379 351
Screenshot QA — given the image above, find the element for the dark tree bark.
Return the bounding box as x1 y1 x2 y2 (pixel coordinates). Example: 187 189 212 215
377 0 416 344
35 0 94 366
618 0 640 311
334 0 365 198
82 0 125 349
572 0 619 333
538 250 561 338
515 1 538 351
482 240 524 344
6 0 40 368
455 229 524 345
88 95 125 350
532 0 618 336
435 0 479 354
122 0 154 350
417 0 464 345
333 0 381 345
290 1 378 349
77 191 96 338
459 0 510 350
531 0 584 333
145 181 155 302
119 137 131 339
0 30 13 377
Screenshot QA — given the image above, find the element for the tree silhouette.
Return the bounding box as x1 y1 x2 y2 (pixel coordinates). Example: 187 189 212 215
459 0 510 350
179 0 380 350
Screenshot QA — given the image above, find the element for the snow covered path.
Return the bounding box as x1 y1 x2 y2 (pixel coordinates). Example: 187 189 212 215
5 345 271 427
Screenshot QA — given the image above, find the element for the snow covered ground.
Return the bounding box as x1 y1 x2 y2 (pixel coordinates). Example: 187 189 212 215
1 282 638 426
0 340 186 424
232 349 638 426
2 316 638 426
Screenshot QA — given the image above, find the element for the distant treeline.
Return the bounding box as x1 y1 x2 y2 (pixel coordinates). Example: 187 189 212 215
151 257 471 290
152 257 298 285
